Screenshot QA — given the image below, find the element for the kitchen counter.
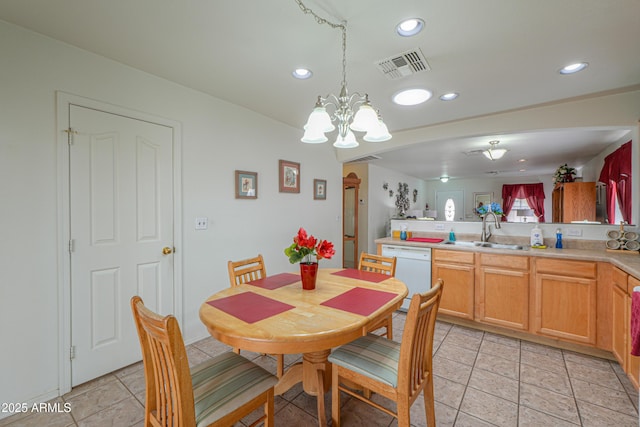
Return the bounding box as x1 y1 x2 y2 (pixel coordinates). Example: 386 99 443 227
376 236 640 278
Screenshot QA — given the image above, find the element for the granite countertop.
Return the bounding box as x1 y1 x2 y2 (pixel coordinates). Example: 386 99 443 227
375 236 640 278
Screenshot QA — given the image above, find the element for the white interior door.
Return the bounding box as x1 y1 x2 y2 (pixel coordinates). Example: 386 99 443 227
435 190 464 221
69 105 175 386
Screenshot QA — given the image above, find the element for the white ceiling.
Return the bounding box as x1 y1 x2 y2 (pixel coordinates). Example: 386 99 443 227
2 0 639 179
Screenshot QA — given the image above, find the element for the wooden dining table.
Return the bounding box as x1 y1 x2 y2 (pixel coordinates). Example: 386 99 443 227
199 267 408 426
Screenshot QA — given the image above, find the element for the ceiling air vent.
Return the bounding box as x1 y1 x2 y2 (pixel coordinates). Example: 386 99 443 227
345 155 381 164
375 48 431 80
464 149 486 156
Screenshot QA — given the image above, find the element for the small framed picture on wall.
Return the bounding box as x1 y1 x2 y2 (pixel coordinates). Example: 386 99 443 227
314 179 327 200
279 160 300 193
235 170 258 199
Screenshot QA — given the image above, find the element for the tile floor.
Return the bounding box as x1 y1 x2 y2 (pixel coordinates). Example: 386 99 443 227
2 312 639 426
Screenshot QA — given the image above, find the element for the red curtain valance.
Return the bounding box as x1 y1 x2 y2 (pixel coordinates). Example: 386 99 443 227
502 183 546 222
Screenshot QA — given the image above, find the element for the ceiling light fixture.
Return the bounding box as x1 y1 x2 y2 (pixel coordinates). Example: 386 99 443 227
483 140 507 160
297 0 391 148
559 62 588 75
292 68 313 79
440 176 449 183
396 18 424 37
393 88 432 106
439 92 459 101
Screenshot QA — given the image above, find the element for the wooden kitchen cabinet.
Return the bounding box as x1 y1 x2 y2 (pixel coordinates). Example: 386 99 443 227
612 267 629 366
432 249 475 320
476 253 530 331
609 268 640 389
551 181 596 223
534 258 597 345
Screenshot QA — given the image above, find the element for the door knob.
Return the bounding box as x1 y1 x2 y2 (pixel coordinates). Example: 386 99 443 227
162 247 173 255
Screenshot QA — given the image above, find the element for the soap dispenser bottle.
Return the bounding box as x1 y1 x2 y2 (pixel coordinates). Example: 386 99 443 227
530 225 543 247
400 224 408 240
449 229 456 242
555 228 563 249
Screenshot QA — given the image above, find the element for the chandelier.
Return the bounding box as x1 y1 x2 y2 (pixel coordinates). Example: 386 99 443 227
296 0 391 148
483 140 507 160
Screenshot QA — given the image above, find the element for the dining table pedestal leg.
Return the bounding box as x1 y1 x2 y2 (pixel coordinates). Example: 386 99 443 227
303 350 331 426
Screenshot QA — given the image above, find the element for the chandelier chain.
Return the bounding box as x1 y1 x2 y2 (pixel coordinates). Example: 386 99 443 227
294 0 348 88
296 0 390 146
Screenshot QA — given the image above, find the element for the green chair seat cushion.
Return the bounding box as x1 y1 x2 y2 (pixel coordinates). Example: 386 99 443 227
192 352 277 427
328 333 400 387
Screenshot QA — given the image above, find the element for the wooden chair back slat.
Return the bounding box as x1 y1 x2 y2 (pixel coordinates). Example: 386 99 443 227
358 252 396 276
228 254 267 287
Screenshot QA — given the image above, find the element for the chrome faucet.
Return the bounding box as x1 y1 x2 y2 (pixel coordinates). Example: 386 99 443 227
481 211 501 242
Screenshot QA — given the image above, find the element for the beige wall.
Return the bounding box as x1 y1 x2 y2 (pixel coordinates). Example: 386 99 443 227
0 20 342 409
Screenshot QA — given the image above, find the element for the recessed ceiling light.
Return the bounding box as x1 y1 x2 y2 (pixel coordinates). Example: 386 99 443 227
519 169 527 172
518 158 527 162
396 18 424 37
292 68 313 79
440 176 449 183
439 92 459 101
559 62 588 75
392 88 432 106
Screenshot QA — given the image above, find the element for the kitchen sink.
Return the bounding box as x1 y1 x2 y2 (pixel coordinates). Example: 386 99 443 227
476 242 527 250
441 240 481 247
442 240 527 250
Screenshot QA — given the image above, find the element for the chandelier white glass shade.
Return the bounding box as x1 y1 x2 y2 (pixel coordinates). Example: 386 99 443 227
297 0 391 148
483 140 507 160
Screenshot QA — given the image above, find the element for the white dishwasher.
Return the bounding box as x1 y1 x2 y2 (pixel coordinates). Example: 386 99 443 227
381 245 432 311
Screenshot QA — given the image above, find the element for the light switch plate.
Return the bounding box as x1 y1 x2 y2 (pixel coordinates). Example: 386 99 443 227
195 217 208 230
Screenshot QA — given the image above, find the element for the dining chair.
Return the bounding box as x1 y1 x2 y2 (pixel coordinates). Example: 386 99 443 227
131 296 277 427
227 254 267 287
328 279 444 427
359 252 397 339
227 254 285 377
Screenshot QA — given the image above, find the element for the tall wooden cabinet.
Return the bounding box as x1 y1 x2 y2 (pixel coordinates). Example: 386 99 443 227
343 173 360 269
551 181 596 223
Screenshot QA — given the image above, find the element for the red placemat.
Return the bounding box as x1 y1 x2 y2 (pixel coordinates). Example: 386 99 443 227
248 273 300 290
331 269 390 283
406 237 444 243
206 292 294 324
321 287 398 316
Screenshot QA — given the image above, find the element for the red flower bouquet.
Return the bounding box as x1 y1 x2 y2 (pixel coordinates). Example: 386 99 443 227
284 227 335 264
